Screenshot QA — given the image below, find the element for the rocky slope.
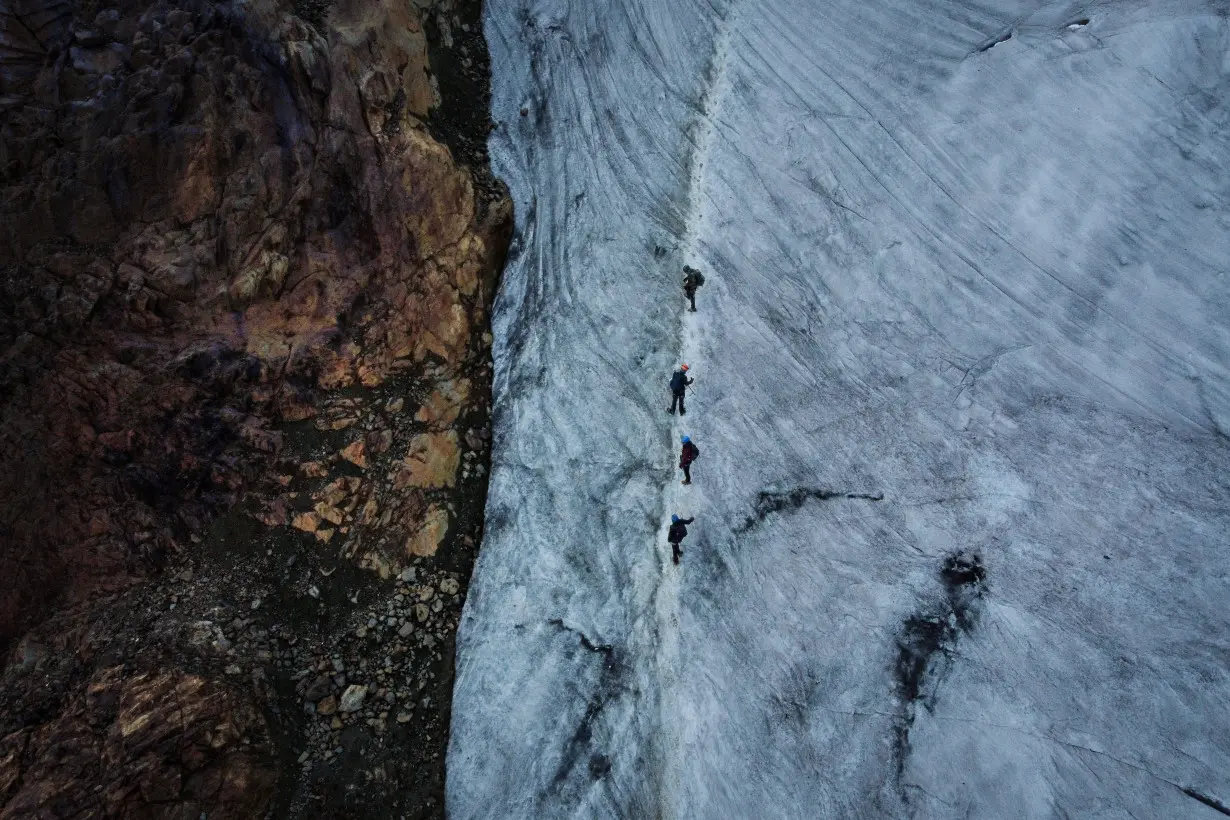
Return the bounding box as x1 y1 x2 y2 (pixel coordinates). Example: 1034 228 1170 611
0 0 509 813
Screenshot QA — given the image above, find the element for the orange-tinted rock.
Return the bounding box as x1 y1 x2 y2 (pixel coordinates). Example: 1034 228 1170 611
405 507 449 558
291 512 320 533
397 432 460 489
415 379 471 428
340 439 367 469
313 503 345 527
316 477 358 509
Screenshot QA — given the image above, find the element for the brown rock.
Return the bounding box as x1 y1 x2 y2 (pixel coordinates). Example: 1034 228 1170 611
0 667 276 818
397 432 459 489
316 695 338 716
313 503 345 526
415 378 471 428
301 462 330 478
405 507 448 558
291 512 320 533
359 551 394 579
253 498 290 527
359 496 380 526
367 428 394 455
340 439 367 468
279 400 317 422
316 476 359 508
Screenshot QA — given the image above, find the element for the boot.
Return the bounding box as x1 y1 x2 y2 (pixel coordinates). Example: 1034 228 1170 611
681 479 691 485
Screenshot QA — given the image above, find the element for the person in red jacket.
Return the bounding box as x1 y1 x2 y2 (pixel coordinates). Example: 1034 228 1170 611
679 435 699 485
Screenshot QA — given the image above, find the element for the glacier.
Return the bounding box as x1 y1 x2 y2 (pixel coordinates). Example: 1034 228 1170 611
448 0 1230 817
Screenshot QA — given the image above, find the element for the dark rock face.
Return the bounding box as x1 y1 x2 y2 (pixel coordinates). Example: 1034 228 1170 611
0 0 508 645
0 0 509 813
0 666 277 818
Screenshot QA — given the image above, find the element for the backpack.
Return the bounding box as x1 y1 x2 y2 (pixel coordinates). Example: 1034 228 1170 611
693 271 705 286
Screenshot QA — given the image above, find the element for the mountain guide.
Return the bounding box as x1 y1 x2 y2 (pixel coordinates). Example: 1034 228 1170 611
679 435 700 485
683 266 705 312
668 364 693 415
668 514 694 565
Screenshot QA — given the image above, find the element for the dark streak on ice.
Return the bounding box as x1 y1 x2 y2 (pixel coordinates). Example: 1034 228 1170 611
977 31 1012 52
893 552 987 781
547 617 614 655
545 619 623 793
588 753 612 779
735 487 884 533
1180 786 1230 817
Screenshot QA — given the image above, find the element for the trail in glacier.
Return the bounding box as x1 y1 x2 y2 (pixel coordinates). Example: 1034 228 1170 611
649 4 739 817
456 1 1230 816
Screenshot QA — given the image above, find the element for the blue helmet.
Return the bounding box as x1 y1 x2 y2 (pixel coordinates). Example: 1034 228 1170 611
671 514 680 523
681 435 690 443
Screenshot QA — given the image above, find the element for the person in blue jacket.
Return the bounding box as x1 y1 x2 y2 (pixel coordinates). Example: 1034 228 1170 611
668 364 693 415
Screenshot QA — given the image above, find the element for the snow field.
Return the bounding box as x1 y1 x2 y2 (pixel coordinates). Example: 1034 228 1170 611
451 1 1230 817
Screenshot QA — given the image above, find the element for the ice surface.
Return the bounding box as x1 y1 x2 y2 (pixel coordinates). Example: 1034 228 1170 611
449 0 1230 817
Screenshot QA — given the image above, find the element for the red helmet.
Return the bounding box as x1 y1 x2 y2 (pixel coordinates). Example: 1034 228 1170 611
680 364 689 371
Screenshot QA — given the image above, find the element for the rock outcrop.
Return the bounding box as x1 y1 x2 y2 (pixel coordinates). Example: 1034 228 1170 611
0 666 277 818
0 0 509 812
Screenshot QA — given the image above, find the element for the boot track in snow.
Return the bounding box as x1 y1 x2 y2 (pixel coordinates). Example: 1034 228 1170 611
647 4 740 817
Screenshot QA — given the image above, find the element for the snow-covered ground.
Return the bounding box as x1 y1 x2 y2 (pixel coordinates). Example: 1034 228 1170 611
448 0 1230 817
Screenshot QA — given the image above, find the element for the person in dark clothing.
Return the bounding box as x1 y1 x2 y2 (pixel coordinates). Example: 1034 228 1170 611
679 435 700 485
683 266 705 312
668 364 693 415
668 514 694 564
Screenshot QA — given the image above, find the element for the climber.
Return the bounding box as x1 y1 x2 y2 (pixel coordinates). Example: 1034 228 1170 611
679 435 700 485
668 514 694 565
683 266 705 312
668 364 693 415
